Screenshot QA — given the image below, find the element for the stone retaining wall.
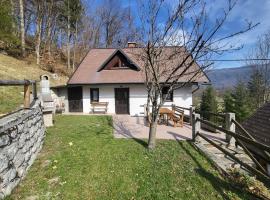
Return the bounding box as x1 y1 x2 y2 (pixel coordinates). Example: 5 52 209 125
0 100 46 199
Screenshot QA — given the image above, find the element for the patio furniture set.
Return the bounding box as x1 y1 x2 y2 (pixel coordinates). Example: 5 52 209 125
147 105 185 128
159 107 184 127
90 102 185 128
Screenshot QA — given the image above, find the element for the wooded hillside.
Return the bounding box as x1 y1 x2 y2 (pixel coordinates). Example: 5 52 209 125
0 0 141 72
0 54 68 114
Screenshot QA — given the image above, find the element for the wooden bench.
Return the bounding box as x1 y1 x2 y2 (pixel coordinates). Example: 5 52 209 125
91 102 108 114
169 105 184 127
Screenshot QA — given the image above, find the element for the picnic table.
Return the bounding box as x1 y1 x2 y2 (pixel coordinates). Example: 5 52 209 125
159 107 184 127
159 108 173 125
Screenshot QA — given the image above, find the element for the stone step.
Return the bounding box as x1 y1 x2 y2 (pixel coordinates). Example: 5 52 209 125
195 136 256 176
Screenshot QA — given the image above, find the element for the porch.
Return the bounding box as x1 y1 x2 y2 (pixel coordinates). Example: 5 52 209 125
113 115 225 141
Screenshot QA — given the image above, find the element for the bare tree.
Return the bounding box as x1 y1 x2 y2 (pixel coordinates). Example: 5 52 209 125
72 20 78 70
97 0 123 47
137 0 258 149
19 0 25 57
97 0 139 48
34 0 44 65
247 30 270 105
80 15 102 50
67 0 71 68
118 6 142 47
9 0 17 35
24 0 35 37
44 0 55 59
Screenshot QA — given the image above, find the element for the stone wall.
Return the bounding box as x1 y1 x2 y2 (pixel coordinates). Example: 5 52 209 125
0 100 46 199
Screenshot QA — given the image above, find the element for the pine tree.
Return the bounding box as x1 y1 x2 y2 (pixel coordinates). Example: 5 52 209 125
200 86 218 122
248 69 265 109
0 0 20 55
227 81 253 122
224 90 235 113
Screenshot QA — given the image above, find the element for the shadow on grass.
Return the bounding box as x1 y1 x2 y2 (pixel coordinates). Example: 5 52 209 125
176 141 252 200
110 116 148 148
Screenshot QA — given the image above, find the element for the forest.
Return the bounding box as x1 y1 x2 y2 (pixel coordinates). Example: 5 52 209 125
0 0 141 74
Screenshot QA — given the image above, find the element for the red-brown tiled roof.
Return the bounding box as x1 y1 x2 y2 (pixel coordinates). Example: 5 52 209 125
68 47 210 85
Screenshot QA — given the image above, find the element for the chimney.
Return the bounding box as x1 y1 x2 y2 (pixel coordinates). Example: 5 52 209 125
127 42 137 48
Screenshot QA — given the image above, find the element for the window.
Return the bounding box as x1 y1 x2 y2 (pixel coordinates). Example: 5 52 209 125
162 87 173 102
111 59 127 69
90 88 99 102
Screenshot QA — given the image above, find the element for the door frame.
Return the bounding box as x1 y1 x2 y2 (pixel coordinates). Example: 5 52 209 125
67 86 83 112
114 88 130 114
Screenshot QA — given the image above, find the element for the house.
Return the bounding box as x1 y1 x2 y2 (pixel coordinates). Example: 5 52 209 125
241 102 270 174
51 43 209 115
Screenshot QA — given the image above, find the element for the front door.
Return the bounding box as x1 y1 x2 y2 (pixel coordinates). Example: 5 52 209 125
68 86 83 112
115 88 129 114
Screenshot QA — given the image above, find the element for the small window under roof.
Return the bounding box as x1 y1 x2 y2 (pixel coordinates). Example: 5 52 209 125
97 50 140 72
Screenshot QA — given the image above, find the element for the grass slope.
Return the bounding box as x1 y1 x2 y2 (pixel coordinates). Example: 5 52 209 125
0 54 68 114
7 115 253 200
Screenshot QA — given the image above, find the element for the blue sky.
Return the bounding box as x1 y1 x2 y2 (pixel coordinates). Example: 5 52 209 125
86 0 270 69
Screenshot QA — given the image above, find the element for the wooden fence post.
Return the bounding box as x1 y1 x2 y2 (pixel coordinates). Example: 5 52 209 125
144 104 147 117
189 106 194 125
192 113 200 142
24 83 30 108
32 81 38 100
225 113 236 147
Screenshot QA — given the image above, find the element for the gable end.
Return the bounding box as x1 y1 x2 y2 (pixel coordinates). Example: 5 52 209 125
97 49 141 72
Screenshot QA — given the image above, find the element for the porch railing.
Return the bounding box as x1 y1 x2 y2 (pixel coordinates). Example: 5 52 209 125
192 112 270 186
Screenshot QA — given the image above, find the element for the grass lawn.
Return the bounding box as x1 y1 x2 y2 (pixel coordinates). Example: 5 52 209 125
6 115 252 200
0 54 68 114
0 86 24 114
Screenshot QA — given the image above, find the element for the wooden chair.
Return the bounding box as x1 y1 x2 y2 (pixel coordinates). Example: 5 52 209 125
169 105 184 127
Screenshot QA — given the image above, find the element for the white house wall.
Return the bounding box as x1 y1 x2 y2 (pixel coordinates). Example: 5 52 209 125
83 85 116 114
51 87 69 112
82 84 193 116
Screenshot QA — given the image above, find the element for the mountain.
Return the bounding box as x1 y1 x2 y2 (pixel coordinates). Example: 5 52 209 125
207 65 270 90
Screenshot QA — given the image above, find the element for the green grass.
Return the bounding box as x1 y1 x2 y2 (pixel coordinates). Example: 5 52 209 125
6 115 252 200
0 86 24 114
0 54 68 114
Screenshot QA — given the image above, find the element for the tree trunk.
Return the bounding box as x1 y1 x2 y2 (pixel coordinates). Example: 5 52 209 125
19 0 25 57
148 99 159 149
45 0 54 59
35 4 43 65
59 29 62 49
148 119 158 149
10 0 16 35
94 28 100 48
72 20 78 70
146 92 150 117
46 20 52 58
67 15 71 68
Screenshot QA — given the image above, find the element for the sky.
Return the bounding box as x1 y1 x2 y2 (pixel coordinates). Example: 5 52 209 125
86 0 270 69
